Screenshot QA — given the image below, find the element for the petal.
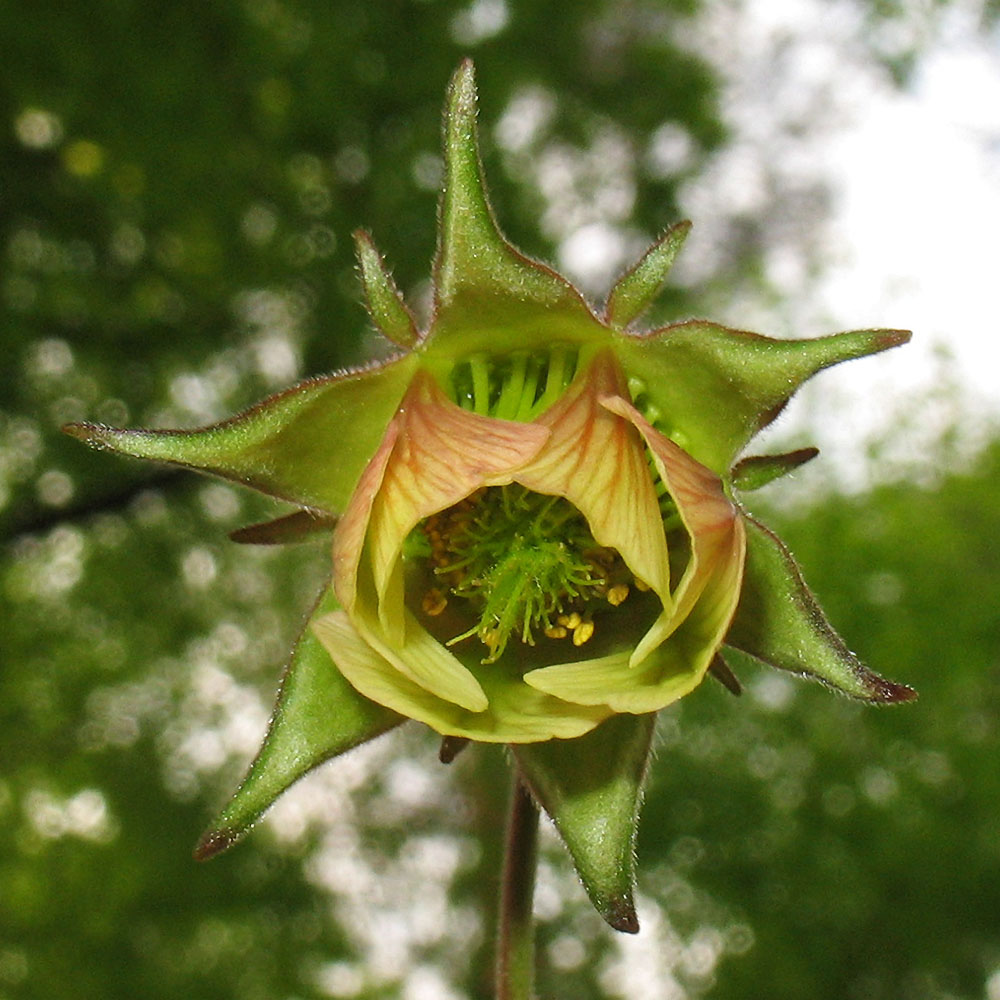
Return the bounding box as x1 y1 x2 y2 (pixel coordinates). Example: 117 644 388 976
524 515 745 714
614 323 911 474
64 352 420 514
363 370 549 613
515 351 673 611
601 395 745 667
604 220 691 329
512 712 656 933
194 584 404 861
331 369 549 714
312 611 612 743
725 514 917 702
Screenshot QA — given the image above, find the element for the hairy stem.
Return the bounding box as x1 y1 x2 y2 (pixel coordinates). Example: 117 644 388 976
495 772 539 1000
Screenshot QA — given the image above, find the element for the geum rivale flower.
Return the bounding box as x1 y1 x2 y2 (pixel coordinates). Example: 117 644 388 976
65 61 914 933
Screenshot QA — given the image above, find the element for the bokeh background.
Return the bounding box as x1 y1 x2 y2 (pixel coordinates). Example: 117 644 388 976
3 1 1000 998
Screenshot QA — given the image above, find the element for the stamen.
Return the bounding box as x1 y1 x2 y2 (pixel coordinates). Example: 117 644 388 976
423 588 448 616
411 485 634 662
494 352 528 420
469 353 490 415
572 619 595 646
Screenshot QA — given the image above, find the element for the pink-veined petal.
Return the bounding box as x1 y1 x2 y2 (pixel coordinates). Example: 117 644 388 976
333 370 549 617
601 395 745 666
524 514 745 713
331 369 549 714
515 351 672 612
365 370 549 617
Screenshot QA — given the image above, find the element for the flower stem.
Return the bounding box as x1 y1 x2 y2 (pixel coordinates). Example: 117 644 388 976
495 772 539 1000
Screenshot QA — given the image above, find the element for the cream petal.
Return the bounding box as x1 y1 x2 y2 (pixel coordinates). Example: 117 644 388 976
312 610 611 742
515 351 673 611
332 368 549 714
600 394 745 666
365 369 549 615
352 596 490 713
524 513 745 713
332 419 400 615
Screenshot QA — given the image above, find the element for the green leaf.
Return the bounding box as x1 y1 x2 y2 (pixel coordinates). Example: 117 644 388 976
725 514 917 702
194 585 404 860
512 712 657 933
616 323 911 474
64 352 419 514
731 448 819 492
354 229 419 348
229 509 337 545
605 221 691 329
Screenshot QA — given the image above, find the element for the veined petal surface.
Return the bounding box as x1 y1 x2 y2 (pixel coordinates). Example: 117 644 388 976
600 395 745 667
312 610 611 743
515 351 672 611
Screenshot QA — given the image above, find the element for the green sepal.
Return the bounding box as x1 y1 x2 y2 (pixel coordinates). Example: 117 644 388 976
63 353 419 515
194 585 404 860
707 653 742 695
511 712 657 934
354 230 420 349
725 514 917 703
605 221 692 329
426 60 605 361
616 323 910 474
229 509 337 545
730 448 819 492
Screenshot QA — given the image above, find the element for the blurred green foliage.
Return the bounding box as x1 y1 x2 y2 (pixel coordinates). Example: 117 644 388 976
3 1 999 999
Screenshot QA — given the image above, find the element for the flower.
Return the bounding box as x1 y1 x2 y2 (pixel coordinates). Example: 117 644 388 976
65 61 914 931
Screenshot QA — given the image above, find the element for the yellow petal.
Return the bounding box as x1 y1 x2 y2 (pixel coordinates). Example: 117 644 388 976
515 350 673 611
366 369 549 614
334 369 548 617
524 515 745 714
332 369 549 715
600 394 745 666
312 611 611 742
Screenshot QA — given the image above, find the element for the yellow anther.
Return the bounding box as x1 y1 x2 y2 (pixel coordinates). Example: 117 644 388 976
557 611 582 629
634 577 650 592
572 619 595 646
544 625 568 639
607 583 629 606
422 588 448 616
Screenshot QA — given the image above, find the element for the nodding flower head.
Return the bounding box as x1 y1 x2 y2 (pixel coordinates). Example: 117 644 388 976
66 60 914 931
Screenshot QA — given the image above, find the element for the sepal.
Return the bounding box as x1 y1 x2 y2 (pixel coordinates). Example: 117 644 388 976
229 509 337 545
63 353 419 514
194 585 404 860
354 230 420 349
616 324 911 474
731 448 819 492
426 60 604 360
724 514 916 703
511 712 657 933
605 221 691 329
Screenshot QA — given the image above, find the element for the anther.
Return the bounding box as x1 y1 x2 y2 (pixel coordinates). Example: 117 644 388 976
607 583 629 606
422 589 448 616
558 611 582 629
544 625 568 639
634 578 651 592
572 619 595 646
